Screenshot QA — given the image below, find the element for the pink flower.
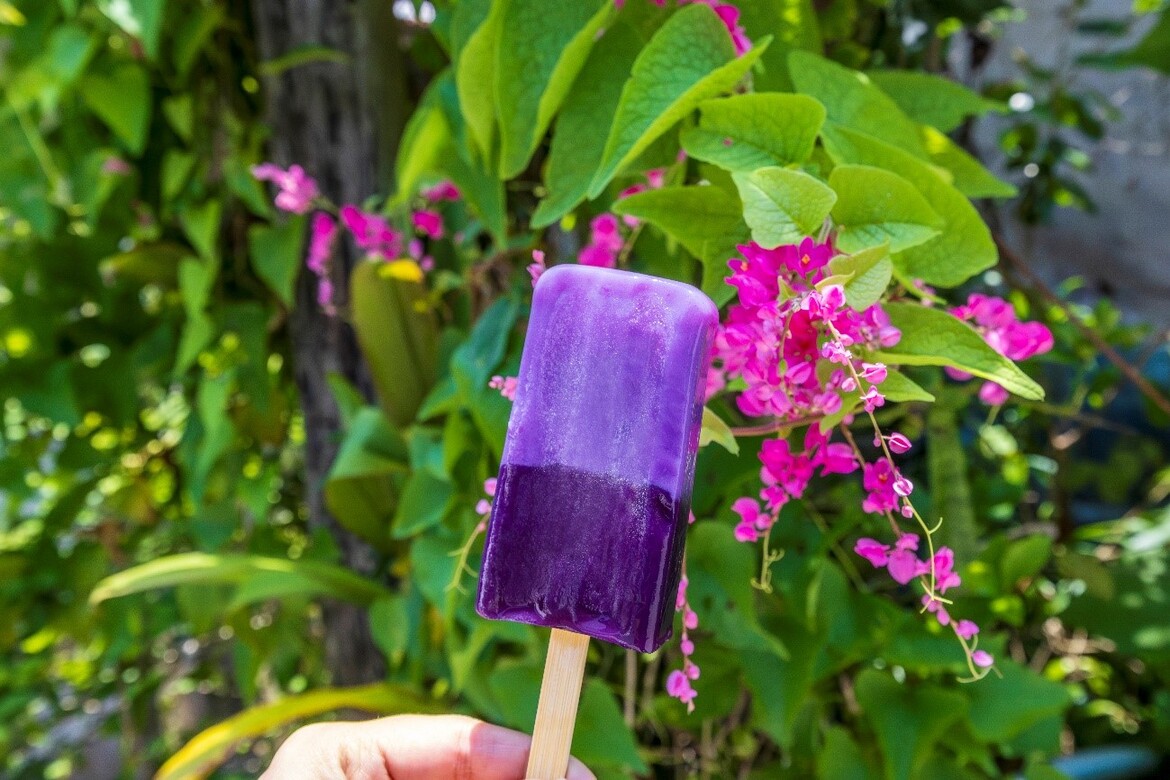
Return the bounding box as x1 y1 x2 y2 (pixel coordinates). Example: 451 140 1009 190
972 650 994 668
886 433 912 454
978 381 1010 406
316 277 334 312
488 375 518 401
860 385 886 413
818 442 858 475
421 180 460 202
484 477 497 497
306 213 337 276
855 538 889 568
340 205 402 260
666 670 698 709
676 575 688 610
955 620 979 640
861 460 899 515
760 438 815 506
528 250 546 285
859 362 887 384
579 243 616 268
646 168 666 188
732 497 769 542
411 209 443 239
922 594 951 626
252 163 319 214
475 499 492 515
887 548 920 584
102 156 132 176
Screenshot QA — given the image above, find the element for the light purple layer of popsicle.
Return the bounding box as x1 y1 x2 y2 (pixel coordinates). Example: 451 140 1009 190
476 265 717 652
500 265 716 498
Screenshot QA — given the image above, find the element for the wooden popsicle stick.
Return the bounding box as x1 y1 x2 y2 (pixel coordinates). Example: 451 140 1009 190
526 628 590 779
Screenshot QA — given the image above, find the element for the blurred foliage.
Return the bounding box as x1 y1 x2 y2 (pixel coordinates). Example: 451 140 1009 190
2 1 1170 779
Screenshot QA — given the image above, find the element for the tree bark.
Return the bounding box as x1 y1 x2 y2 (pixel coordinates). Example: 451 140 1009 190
250 0 409 686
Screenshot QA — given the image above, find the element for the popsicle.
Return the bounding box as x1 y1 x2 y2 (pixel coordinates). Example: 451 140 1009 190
476 263 717 778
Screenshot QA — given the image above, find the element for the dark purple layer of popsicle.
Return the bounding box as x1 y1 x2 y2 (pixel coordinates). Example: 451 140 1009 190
477 463 687 652
476 265 717 652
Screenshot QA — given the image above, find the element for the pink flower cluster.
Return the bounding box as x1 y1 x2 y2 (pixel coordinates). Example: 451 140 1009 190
578 168 667 267
666 571 701 712
708 238 901 421
474 477 496 534
948 293 1054 405
489 375 518 401
253 163 319 214
253 163 464 313
855 534 993 668
307 213 338 313
707 236 998 685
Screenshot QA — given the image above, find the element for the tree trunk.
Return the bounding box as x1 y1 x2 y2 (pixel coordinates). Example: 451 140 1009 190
250 0 409 686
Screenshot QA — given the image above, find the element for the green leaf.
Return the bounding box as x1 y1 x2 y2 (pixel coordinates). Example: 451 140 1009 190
327 372 367 429
828 165 942 254
369 596 410 667
610 184 748 263
822 124 997 287
679 93 826 171
176 256 216 375
868 70 1005 132
495 0 612 178
854 669 968 780
700 406 739 454
248 216 306 308
532 23 645 227
818 726 879 780
79 65 152 155
920 125 1017 199
98 0 166 59
351 260 438 427
875 302 1045 401
573 679 648 772
735 0 822 91
391 470 455 539
965 661 1070 743
826 243 892 310
452 297 519 394
179 199 222 262
1080 7 1170 74
588 5 769 197
90 553 390 607
881 369 934 403
688 522 786 656
788 51 926 157
456 3 503 165
733 167 836 248
1001 535 1053 586
172 3 224 77
926 398 979 561
324 407 408 549
155 683 442 780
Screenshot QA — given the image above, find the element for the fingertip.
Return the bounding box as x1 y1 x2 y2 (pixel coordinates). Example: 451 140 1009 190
566 755 597 780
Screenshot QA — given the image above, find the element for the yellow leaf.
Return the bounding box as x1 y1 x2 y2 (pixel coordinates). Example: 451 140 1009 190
0 2 27 25
155 683 444 779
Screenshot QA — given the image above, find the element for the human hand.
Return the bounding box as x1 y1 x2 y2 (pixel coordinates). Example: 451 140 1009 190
261 714 596 779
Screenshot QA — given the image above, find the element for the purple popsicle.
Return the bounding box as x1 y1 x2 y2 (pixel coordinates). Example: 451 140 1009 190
476 264 717 652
